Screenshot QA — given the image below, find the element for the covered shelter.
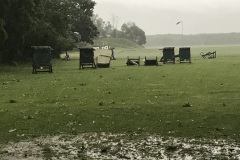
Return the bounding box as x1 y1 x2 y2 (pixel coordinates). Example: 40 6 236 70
179 47 191 63
160 47 175 64
31 46 53 74
79 48 96 69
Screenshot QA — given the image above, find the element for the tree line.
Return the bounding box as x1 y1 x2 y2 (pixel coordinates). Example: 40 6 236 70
92 15 146 47
146 33 240 47
0 0 98 64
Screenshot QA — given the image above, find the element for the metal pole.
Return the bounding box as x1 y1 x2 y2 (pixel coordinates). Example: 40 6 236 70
176 21 183 46
181 21 183 46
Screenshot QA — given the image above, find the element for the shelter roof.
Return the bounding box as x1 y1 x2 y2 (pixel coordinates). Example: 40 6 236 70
31 46 53 50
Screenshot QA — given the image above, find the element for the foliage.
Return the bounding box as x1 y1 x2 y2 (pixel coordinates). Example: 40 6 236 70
0 19 7 62
92 14 112 38
0 0 37 63
0 0 98 63
121 22 146 46
92 15 146 46
0 19 7 42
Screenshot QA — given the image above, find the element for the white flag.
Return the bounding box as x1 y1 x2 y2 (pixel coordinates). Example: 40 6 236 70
176 21 181 25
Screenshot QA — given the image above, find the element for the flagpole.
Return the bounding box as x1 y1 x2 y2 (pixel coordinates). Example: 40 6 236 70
181 21 183 46
176 21 184 46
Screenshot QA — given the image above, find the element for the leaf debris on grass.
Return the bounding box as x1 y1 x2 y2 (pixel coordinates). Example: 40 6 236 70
9 100 17 103
8 129 17 133
183 103 192 107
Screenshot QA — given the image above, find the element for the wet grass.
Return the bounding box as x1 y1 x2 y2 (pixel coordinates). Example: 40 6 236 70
1 45 240 143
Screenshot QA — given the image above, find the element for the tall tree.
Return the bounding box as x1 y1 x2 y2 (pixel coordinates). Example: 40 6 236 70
0 0 37 63
92 14 108 37
0 0 99 63
67 0 98 44
0 19 7 62
0 19 7 41
25 0 98 57
121 22 146 46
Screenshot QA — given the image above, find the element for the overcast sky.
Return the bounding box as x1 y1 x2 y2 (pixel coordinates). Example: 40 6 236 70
94 0 240 35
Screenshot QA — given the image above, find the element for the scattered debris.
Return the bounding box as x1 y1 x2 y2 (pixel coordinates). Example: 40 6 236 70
1 133 240 159
8 129 17 133
183 103 192 107
9 100 17 103
23 115 34 120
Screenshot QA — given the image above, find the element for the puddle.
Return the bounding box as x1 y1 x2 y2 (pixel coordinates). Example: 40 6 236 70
0 133 240 159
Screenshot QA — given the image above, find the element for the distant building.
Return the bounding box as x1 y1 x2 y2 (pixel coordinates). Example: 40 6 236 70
93 46 100 50
101 46 110 50
93 45 110 50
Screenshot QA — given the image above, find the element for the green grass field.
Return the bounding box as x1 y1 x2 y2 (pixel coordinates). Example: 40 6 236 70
1 45 240 144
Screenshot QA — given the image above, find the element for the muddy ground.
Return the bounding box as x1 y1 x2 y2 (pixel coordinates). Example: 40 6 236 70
0 133 240 159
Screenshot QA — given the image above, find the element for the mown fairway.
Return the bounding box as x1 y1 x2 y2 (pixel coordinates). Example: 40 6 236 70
1 45 240 143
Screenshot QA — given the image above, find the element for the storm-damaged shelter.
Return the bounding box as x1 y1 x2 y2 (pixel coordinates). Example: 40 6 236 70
96 55 111 68
199 51 216 59
144 56 158 66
